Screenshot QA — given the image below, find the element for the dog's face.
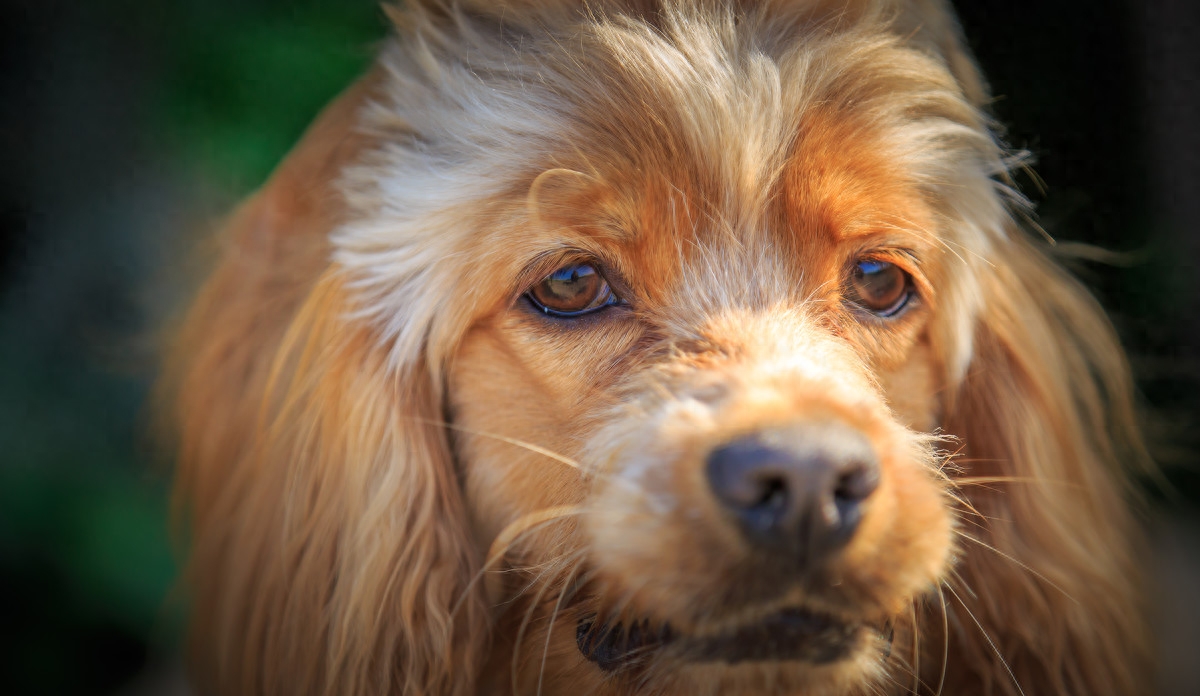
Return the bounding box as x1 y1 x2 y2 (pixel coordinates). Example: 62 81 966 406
412 7 978 692
448 151 953 692
169 2 1152 695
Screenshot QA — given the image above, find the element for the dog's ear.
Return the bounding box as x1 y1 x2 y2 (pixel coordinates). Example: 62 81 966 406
937 233 1153 694
165 69 489 695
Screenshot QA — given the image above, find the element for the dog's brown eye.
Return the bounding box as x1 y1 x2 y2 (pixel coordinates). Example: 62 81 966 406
527 263 619 317
849 260 912 316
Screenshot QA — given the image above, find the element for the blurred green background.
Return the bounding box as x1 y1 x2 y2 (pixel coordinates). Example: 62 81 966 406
1 2 385 693
1 0 1196 694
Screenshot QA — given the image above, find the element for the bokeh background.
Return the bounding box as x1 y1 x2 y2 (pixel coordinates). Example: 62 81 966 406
1 1 1197 694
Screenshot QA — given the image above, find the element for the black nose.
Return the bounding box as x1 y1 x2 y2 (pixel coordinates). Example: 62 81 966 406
705 423 880 559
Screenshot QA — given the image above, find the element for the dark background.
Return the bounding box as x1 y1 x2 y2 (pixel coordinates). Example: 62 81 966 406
1 1 1196 694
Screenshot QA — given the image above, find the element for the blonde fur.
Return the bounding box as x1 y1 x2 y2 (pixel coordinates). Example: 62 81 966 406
163 1 1153 694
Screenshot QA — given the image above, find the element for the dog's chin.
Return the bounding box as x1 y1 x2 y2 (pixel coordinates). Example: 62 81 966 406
576 606 890 684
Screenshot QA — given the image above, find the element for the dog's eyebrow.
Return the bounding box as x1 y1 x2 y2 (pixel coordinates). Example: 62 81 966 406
527 167 640 242
510 244 620 297
831 214 940 252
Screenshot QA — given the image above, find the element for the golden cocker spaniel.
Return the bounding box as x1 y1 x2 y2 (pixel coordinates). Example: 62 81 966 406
163 1 1154 694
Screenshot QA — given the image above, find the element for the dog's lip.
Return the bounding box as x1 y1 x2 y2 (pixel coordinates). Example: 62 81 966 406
576 608 877 671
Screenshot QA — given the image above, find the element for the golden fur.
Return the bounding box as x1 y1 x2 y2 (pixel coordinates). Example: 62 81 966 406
162 1 1154 694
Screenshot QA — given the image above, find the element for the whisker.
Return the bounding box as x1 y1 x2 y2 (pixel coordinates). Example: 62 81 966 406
449 505 584 621
881 608 932 696
910 601 921 694
415 416 646 495
879 668 918 696
935 585 949 696
487 506 583 564
956 482 1006 496
538 557 588 696
413 417 584 470
951 530 1079 605
946 568 978 601
943 489 992 527
943 583 1026 696
951 510 994 537
505 554 572 611
943 456 1008 465
883 656 918 695
950 475 1084 490
511 550 586 696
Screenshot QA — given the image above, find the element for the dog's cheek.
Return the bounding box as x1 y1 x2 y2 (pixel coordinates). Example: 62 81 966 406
875 339 940 432
447 323 584 548
446 314 643 551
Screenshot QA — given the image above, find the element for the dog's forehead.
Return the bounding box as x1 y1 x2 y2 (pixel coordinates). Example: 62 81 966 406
526 55 942 307
529 137 930 314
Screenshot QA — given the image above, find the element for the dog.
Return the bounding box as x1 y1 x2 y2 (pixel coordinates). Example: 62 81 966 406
162 1 1154 694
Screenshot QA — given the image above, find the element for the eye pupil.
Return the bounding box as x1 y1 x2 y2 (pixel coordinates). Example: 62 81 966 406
850 260 911 316
528 263 616 316
546 265 596 298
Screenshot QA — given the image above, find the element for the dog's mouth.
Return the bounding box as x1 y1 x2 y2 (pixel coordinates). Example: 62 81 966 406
576 608 885 671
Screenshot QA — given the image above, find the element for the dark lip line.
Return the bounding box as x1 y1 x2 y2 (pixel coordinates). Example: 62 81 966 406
576 607 876 672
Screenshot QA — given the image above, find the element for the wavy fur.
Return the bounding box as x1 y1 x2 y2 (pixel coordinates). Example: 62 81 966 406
163 1 1153 694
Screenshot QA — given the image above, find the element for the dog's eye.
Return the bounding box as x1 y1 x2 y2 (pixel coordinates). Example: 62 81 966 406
527 263 619 317
849 260 912 316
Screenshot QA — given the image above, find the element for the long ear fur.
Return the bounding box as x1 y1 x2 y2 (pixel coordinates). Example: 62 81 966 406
163 72 489 695
936 230 1153 695
873 1 1155 687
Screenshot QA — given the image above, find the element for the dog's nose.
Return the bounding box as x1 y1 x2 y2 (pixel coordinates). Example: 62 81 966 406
705 423 879 559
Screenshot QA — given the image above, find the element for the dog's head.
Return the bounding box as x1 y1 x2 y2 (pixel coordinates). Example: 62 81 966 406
166 2 1152 695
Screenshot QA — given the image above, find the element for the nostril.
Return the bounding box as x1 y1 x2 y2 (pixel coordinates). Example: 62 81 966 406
833 463 879 504
741 474 791 536
828 462 879 545
755 476 788 510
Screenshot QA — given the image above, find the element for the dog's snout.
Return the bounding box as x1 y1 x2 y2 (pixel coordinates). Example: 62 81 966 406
705 423 880 560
